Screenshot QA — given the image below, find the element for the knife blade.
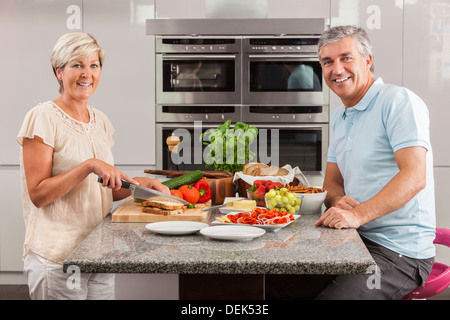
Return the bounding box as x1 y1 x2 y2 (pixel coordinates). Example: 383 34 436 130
97 177 189 205
202 198 246 211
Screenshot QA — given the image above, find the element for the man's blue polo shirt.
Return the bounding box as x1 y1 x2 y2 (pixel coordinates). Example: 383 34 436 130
328 78 436 259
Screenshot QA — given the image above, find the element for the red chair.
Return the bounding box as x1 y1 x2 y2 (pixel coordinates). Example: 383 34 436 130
402 228 450 300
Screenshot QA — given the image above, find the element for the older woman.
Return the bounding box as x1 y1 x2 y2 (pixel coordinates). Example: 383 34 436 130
17 32 169 300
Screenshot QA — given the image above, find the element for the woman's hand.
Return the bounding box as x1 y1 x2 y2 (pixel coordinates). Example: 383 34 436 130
134 177 170 194
112 176 170 201
88 158 139 191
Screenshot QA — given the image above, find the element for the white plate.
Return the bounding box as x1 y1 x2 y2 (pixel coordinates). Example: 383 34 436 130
200 225 266 241
145 221 209 235
219 197 262 214
212 214 300 231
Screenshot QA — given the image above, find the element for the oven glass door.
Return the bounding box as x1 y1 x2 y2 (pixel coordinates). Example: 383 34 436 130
250 60 322 92
157 54 241 104
250 124 327 173
244 55 327 105
157 123 223 172
156 123 327 174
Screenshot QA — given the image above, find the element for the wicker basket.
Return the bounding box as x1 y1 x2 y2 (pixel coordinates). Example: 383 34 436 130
236 177 300 197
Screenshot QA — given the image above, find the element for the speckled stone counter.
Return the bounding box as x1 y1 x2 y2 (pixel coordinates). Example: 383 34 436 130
64 205 376 275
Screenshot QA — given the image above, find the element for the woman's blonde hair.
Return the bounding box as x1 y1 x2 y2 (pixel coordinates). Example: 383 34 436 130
50 32 105 93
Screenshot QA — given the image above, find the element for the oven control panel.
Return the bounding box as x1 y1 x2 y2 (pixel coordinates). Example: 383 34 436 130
156 37 242 53
245 37 319 53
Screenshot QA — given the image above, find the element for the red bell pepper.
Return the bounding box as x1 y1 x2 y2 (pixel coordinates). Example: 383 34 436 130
193 180 212 203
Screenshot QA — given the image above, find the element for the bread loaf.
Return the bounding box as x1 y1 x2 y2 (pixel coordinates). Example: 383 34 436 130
242 162 289 177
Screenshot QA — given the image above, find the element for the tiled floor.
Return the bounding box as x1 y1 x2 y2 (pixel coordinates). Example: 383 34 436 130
0 284 449 300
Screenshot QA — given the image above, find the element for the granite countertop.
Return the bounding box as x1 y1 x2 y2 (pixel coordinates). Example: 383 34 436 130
64 201 376 275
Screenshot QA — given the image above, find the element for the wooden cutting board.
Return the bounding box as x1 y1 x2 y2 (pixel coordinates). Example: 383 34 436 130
112 199 211 223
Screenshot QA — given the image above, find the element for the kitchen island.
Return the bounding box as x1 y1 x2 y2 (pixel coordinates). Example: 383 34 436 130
64 202 376 299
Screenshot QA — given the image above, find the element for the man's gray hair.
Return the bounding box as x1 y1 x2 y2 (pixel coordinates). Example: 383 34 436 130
317 25 374 74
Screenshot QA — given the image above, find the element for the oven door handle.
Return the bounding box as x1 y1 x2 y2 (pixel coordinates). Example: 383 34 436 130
162 54 237 60
248 54 318 60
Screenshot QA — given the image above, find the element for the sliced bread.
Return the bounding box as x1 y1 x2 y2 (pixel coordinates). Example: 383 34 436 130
141 199 184 210
141 206 184 215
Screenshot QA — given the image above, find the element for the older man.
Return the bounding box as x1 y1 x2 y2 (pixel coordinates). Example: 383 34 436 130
314 26 436 299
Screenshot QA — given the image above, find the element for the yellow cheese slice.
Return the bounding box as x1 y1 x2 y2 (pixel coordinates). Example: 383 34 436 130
225 199 256 211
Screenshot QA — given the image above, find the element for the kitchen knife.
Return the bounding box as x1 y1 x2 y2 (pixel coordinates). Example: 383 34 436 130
202 198 246 211
97 177 189 205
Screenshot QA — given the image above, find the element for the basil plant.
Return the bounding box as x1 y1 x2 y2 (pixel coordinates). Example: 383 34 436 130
200 120 258 174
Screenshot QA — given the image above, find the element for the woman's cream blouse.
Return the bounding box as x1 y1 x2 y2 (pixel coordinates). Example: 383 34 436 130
17 101 114 264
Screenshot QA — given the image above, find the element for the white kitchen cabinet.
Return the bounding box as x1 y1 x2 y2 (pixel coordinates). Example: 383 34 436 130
0 0 82 273
403 0 450 166
434 167 450 266
0 168 25 271
83 0 156 165
268 0 329 19
0 0 83 165
156 0 205 18
328 0 404 114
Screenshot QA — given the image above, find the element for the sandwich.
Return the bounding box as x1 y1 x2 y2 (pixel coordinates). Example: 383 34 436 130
141 199 185 215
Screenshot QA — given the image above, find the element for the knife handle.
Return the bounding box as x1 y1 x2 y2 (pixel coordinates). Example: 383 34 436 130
97 177 132 189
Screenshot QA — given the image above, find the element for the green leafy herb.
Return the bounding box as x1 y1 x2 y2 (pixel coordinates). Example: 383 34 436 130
200 120 258 174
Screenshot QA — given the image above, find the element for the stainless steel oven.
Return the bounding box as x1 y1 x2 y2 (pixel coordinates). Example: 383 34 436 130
156 105 328 177
150 19 328 185
243 36 328 105
156 36 242 104
242 105 328 175
155 104 242 171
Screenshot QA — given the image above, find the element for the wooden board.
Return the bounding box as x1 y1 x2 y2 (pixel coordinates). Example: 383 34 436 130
112 199 211 223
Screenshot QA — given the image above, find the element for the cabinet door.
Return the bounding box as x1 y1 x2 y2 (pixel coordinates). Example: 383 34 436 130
267 0 330 19
0 0 82 165
404 0 450 166
329 0 403 113
83 0 156 165
0 168 25 271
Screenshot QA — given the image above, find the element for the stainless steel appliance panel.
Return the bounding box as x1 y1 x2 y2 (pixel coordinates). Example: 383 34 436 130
156 104 241 123
147 18 326 36
242 105 329 123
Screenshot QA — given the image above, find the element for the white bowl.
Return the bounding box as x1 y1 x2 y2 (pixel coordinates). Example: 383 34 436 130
296 190 327 214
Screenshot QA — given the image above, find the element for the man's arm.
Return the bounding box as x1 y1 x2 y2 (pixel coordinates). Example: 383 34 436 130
316 146 427 229
322 162 360 210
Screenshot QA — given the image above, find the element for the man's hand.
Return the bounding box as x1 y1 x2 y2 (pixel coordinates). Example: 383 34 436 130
315 207 363 229
333 195 360 210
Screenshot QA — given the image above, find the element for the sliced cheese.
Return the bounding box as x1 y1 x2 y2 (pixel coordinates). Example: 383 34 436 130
225 199 256 211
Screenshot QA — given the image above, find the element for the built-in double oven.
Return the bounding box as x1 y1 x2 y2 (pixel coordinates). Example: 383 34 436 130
242 36 328 106
153 20 328 183
155 36 241 104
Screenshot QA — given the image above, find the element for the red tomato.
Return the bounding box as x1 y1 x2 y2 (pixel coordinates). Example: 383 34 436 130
178 185 200 204
170 189 184 200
